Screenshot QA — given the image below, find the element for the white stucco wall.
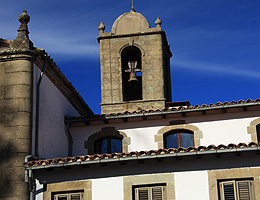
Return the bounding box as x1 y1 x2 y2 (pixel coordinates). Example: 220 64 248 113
92 177 123 200
71 112 258 156
33 64 80 159
35 179 43 200
174 171 209 200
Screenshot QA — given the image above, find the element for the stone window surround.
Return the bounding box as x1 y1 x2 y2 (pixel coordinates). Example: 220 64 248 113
247 118 260 143
85 127 131 155
208 167 260 199
43 180 92 200
123 173 175 200
155 123 203 149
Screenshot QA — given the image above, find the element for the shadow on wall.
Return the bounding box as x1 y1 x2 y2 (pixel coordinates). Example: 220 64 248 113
0 101 19 197
0 133 17 197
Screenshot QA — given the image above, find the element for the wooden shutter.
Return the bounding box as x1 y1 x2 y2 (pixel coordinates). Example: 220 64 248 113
135 186 165 200
236 180 254 200
151 186 165 200
220 181 237 200
55 194 68 200
54 193 83 200
220 180 255 200
136 187 149 200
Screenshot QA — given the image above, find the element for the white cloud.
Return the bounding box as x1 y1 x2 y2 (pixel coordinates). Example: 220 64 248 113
173 59 260 79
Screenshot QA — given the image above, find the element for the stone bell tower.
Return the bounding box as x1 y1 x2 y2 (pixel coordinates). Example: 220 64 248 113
98 8 172 114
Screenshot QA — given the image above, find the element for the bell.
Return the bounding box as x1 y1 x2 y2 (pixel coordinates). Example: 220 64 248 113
128 72 138 82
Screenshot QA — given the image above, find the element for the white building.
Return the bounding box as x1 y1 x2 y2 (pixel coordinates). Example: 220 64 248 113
1 7 260 200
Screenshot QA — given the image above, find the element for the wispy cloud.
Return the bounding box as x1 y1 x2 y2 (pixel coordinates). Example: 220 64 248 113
173 59 260 79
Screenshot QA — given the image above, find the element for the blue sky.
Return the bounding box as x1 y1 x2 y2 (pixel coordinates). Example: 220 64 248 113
1 0 260 114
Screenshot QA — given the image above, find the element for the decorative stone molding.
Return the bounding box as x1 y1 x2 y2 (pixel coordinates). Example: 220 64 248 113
123 173 175 200
43 180 92 200
85 127 131 154
208 167 260 200
155 123 203 149
247 118 260 143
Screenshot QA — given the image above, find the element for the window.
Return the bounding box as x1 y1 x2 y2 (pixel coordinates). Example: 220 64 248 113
164 130 194 149
121 46 142 101
219 179 255 200
134 185 166 200
54 192 83 200
256 124 260 143
94 137 122 154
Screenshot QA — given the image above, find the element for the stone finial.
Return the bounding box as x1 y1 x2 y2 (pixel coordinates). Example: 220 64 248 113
19 10 30 27
98 22 105 34
155 17 162 27
10 10 33 50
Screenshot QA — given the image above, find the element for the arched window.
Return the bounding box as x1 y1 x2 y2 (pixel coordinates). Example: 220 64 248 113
247 118 260 144
121 46 142 101
164 130 194 149
155 123 203 149
94 137 122 154
85 127 131 155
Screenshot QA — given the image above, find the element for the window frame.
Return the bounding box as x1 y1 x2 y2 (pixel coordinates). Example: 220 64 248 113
163 129 194 149
53 192 84 200
133 184 166 200
94 136 122 154
256 124 260 143
218 179 255 200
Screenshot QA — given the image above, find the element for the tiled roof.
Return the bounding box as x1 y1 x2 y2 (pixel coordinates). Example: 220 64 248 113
105 99 260 117
25 142 260 169
65 99 260 122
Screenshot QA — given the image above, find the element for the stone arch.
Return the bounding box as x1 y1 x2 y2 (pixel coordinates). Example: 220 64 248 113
118 43 145 58
84 127 131 154
154 123 203 149
247 118 260 143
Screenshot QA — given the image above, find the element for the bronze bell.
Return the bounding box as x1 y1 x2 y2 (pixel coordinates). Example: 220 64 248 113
128 72 138 82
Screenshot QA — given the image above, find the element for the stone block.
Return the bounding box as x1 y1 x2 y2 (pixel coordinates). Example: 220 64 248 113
5 60 32 73
16 126 31 139
4 112 31 126
4 85 31 99
0 86 4 100
0 180 15 197
0 152 18 168
1 127 17 140
18 98 31 112
2 167 19 181
4 71 32 86
15 139 31 153
0 99 19 113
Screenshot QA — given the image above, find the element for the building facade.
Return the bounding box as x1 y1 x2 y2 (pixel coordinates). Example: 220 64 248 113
1 8 260 200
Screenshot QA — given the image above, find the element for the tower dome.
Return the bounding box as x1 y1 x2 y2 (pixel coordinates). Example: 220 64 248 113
111 10 150 35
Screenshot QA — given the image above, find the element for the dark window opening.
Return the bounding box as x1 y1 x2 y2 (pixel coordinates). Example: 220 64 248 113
94 137 122 154
164 130 194 149
121 46 142 101
257 125 260 143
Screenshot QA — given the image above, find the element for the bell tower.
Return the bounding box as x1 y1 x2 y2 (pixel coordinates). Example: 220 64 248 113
98 9 172 114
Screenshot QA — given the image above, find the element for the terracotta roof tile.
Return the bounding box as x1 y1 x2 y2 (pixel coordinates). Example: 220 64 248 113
24 142 260 168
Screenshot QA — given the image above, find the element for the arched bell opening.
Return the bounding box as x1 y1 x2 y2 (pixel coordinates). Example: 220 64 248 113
121 46 142 101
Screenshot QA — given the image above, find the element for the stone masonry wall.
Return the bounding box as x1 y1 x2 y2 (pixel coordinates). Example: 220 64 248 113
100 33 166 114
0 55 33 200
